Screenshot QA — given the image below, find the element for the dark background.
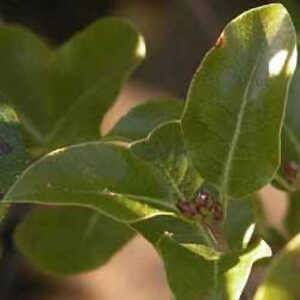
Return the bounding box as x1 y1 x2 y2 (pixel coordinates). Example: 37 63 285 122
0 0 274 97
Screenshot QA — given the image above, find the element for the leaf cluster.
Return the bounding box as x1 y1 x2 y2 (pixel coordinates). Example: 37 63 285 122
0 4 300 299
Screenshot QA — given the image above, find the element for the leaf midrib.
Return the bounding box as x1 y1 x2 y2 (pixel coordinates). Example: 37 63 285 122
4 188 175 216
220 57 260 196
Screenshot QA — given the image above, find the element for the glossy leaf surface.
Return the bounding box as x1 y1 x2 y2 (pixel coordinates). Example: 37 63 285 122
182 4 297 198
15 206 134 275
2 142 174 221
255 234 300 300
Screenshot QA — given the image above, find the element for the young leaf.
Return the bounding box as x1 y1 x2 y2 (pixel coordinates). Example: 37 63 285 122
131 121 203 203
107 98 184 142
0 18 144 154
255 234 300 300
158 235 271 300
14 206 134 275
182 4 297 198
0 104 28 195
2 142 174 222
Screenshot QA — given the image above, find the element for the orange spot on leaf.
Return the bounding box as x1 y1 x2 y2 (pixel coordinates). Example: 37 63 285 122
215 32 224 47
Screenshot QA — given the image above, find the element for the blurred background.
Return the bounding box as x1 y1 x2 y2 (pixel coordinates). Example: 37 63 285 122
0 0 294 299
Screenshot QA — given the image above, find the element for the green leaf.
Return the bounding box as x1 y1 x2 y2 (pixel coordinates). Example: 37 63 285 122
2 142 174 221
0 19 146 271
0 18 144 154
279 1 300 35
131 121 260 252
131 213 206 245
182 4 297 198
131 121 203 202
0 104 28 194
159 235 271 300
273 60 300 192
225 194 257 250
255 234 300 300
285 192 300 236
107 98 184 142
14 206 134 275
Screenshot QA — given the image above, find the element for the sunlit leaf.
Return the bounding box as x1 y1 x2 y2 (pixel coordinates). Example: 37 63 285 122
255 234 300 300
2 142 174 222
182 4 297 198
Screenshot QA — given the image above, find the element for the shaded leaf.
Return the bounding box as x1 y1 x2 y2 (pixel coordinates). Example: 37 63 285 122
280 1 300 35
14 206 134 275
131 121 203 203
255 234 300 300
225 194 257 250
273 61 300 192
285 192 300 236
107 98 184 141
0 19 147 271
182 4 297 198
131 213 206 245
159 235 271 300
0 18 144 154
0 104 28 194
